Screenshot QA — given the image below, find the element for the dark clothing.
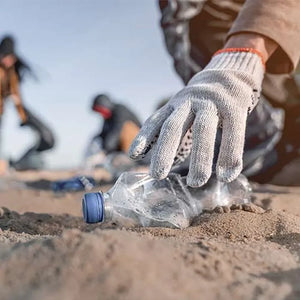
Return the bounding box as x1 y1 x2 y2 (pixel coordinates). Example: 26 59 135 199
9 106 55 171
97 104 141 153
159 0 300 105
159 0 300 76
22 106 55 152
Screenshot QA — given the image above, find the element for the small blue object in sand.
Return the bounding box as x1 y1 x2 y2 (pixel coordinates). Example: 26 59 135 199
52 176 95 193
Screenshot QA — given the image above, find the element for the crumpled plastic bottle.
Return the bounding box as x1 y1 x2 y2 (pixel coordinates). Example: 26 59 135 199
82 172 251 229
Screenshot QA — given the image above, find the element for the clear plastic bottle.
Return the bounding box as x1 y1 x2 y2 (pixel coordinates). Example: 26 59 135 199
82 172 251 229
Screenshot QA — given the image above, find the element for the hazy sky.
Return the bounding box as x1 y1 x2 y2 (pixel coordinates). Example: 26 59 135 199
0 0 182 168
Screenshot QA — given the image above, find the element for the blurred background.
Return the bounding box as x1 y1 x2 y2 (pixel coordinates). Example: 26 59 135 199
0 0 182 169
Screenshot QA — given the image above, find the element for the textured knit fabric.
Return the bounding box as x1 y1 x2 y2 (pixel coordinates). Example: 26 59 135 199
130 51 265 186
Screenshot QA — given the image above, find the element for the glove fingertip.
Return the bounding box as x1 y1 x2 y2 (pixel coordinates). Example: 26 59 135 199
129 135 147 156
216 165 242 183
150 164 170 180
187 175 209 188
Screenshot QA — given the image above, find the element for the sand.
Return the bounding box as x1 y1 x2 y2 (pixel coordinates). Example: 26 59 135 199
0 162 299 300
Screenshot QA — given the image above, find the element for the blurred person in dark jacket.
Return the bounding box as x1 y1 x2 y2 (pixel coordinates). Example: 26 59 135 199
91 94 141 154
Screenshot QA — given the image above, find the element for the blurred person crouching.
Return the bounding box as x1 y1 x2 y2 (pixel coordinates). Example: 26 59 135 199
85 94 145 177
92 94 141 153
0 35 55 173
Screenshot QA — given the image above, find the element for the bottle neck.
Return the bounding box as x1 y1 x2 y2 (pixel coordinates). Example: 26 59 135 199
102 193 113 222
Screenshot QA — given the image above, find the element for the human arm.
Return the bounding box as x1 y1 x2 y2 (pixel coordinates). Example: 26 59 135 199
225 34 278 65
9 70 27 123
130 1 298 187
227 0 300 73
159 0 205 83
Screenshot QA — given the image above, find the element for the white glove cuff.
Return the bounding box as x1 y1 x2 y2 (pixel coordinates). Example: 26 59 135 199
206 50 265 78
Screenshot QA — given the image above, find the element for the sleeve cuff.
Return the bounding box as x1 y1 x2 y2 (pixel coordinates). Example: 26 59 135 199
227 0 300 74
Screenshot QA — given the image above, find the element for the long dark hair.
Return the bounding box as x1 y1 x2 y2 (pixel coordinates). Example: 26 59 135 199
0 35 34 82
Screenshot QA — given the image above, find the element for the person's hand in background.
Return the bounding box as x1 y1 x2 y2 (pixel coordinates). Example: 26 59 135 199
130 34 278 187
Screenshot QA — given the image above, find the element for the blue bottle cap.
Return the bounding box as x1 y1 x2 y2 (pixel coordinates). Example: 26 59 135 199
82 192 104 223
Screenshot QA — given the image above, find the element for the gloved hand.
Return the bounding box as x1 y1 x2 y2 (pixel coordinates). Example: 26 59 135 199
130 49 265 187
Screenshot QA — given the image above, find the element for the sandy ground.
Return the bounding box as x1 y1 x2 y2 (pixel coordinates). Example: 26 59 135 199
0 161 299 300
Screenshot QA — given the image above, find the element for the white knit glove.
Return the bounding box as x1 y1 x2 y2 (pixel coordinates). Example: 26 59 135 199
130 50 265 187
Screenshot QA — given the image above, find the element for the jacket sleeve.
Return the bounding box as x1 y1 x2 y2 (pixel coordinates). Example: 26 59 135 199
159 0 206 83
227 0 300 74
